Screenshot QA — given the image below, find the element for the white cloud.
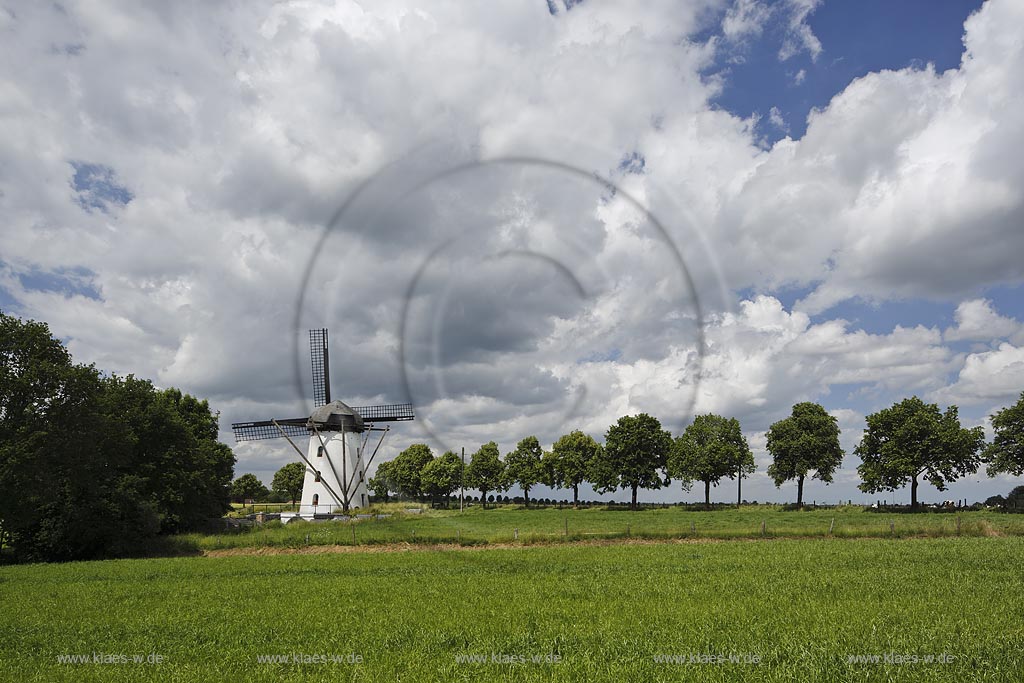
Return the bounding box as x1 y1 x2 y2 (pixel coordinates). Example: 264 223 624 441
1 0 1022 504
722 0 772 43
933 342 1024 405
944 298 1020 342
777 0 823 62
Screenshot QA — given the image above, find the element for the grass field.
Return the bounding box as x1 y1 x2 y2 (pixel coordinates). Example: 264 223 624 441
177 505 1024 553
1 536 1022 681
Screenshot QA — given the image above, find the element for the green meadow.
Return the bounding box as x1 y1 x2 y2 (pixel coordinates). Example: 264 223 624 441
182 505 1024 552
2 536 1022 682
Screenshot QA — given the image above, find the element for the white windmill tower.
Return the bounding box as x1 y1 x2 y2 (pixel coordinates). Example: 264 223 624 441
231 329 414 517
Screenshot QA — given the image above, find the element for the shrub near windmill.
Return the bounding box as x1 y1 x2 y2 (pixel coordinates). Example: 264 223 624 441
231 329 414 517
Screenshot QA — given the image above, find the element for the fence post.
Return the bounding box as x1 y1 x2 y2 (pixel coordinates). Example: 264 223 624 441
889 520 895 535
829 518 835 536
514 528 519 541
690 521 696 534
761 520 766 536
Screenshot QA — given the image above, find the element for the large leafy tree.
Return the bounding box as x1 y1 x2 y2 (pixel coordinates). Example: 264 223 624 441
986 392 1024 477
856 396 985 508
389 444 434 501
504 436 544 507
766 402 844 507
669 414 754 508
0 312 234 562
368 460 394 502
465 441 506 509
591 414 672 510
272 462 306 504
545 430 601 507
231 473 269 503
420 451 464 506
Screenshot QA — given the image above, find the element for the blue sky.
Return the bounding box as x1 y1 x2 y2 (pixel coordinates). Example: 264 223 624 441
708 0 985 143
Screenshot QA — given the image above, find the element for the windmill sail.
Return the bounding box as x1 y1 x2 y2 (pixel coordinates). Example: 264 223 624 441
231 418 309 442
231 404 414 442
309 328 331 407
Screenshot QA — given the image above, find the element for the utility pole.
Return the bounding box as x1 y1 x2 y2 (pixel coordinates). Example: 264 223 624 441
460 446 465 512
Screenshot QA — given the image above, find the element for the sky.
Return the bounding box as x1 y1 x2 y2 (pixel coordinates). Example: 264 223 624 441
2 0 1023 506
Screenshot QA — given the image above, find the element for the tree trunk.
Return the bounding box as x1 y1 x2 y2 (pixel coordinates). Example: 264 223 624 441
737 470 742 507
524 487 530 509
704 479 711 509
481 489 488 509
572 484 579 509
797 474 805 507
911 476 919 509
631 483 638 511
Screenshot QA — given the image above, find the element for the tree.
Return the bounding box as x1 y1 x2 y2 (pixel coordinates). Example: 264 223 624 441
420 451 463 506
986 392 1024 477
1 312 233 562
766 402 844 507
1007 485 1024 510
546 430 601 507
591 414 672 510
231 474 269 503
504 436 544 507
368 460 394 502
272 462 306 504
856 396 985 508
465 442 506 509
389 444 434 501
669 414 754 508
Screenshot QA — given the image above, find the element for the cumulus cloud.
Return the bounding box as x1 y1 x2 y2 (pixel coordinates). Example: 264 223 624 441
944 298 1020 342
1 0 1021 503
933 342 1024 406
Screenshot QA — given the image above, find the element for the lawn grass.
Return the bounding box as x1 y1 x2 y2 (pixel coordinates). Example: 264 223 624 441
177 505 1024 552
1 537 1021 681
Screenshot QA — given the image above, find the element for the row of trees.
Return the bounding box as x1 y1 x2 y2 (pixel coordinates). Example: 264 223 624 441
367 393 1024 511
229 462 306 504
0 313 235 562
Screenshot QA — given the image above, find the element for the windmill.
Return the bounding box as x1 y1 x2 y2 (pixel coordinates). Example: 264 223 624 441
231 329 414 516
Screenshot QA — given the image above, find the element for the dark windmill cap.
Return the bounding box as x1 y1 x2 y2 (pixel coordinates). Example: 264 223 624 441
308 400 365 432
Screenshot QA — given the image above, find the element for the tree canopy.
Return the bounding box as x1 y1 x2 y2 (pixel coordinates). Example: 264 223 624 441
272 462 306 504
420 451 464 505
669 414 754 507
231 473 269 503
766 402 844 507
856 396 985 508
465 442 506 508
591 414 672 510
504 436 544 507
368 460 394 501
545 430 601 507
389 444 434 501
0 312 234 562
985 391 1024 477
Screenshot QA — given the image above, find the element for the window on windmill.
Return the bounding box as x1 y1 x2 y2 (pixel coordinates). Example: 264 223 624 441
317 445 324 458
312 494 319 506
315 470 322 482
